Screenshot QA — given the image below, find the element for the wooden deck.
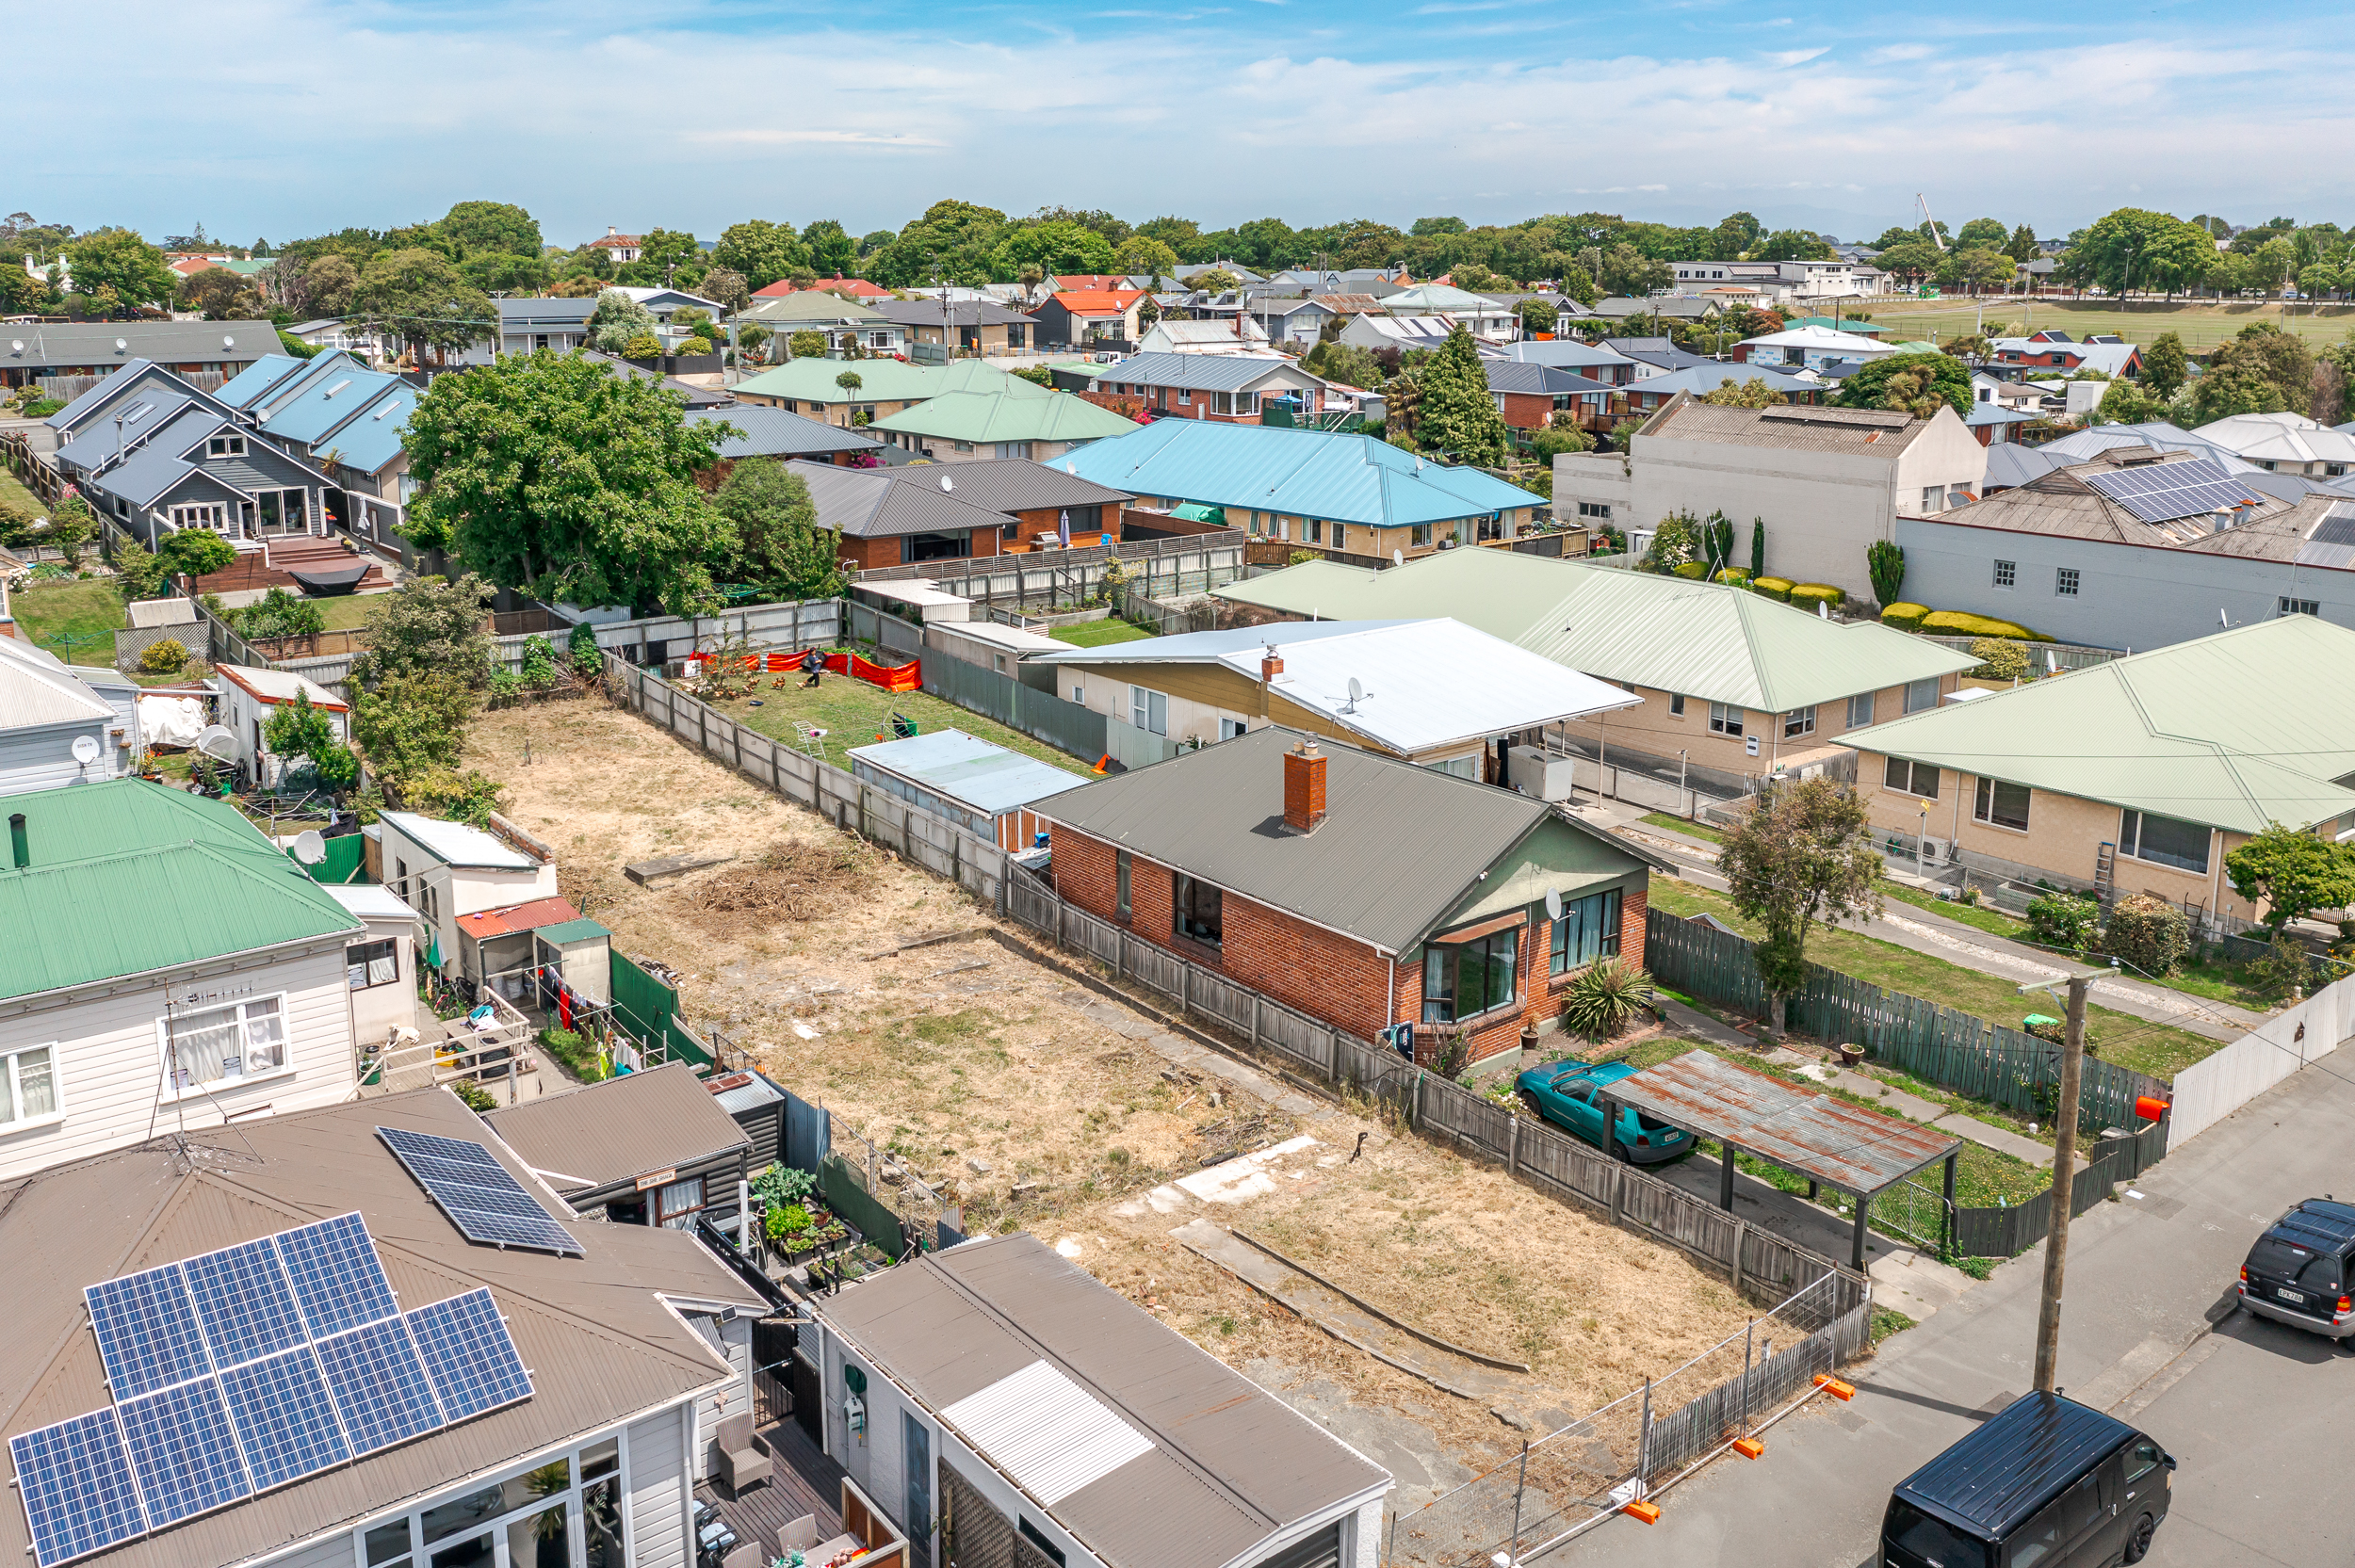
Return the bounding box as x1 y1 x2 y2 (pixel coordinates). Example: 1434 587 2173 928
193 536 392 596
695 1416 846 1558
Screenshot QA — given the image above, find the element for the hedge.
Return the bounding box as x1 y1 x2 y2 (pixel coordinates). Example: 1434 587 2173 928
1672 561 1709 578
1789 583 1845 608
1751 576 1794 602
1921 609 2046 641
1880 602 1932 632
1713 568 1752 587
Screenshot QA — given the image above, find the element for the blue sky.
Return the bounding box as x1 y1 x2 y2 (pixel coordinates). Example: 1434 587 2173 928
10 0 2347 249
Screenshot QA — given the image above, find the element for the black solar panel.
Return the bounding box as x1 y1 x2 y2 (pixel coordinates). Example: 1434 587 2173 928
376 1126 584 1256
2084 457 2262 524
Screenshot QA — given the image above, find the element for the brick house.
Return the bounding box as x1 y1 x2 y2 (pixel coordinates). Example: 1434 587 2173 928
1031 728 1668 1068
788 456 1132 568
1484 361 1615 435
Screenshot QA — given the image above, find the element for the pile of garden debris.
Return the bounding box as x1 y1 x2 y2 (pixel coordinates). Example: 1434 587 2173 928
687 837 882 919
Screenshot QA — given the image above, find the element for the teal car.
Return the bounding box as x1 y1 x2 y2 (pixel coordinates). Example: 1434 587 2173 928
1516 1059 1695 1164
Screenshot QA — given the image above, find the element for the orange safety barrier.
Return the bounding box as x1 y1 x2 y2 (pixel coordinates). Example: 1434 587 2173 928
766 652 793 671
1623 1500 1661 1525
1813 1375 1855 1400
812 650 921 692
1731 1437 1765 1460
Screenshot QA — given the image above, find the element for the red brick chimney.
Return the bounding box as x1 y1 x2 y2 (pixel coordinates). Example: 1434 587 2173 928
1259 651 1284 683
1283 740 1327 833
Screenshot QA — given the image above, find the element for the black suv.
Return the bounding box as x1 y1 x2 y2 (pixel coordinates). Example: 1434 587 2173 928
2238 1198 2355 1339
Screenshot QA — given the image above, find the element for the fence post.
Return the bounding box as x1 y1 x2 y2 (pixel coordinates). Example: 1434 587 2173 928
1507 1115 1520 1178
1636 1376 1653 1497
1610 1164 1625 1228
1731 1219 1747 1296
1181 962 1193 1020
1250 995 1261 1050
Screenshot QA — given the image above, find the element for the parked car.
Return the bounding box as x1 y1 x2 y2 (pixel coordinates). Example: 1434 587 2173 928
1514 1059 1693 1163
1882 1391 2173 1568
2236 1198 2355 1339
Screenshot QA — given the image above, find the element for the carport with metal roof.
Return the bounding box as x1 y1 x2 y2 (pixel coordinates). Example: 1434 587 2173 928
1599 1049 1962 1269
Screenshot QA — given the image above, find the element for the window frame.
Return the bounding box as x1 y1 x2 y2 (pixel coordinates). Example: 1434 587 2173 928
1973 775 2032 832
1846 691 1875 729
155 993 293 1101
1669 692 1686 717
1422 927 1520 1023
2279 596 2320 617
1992 558 2017 590
1904 676 1941 714
1548 888 1623 976
1129 685 1168 736
0 1043 62 1131
1172 873 1224 948
1883 755 1941 800
1707 702 1745 737
346 939 400 991
2120 809 2211 874
1782 705 1816 739
1114 850 1131 920
2055 565 2081 597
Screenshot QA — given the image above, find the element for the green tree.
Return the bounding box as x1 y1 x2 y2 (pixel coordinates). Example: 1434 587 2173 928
2227 823 2355 935
350 671 477 787
2060 208 2214 298
264 690 358 793
2140 331 2190 399
400 353 735 615
801 219 858 277
300 252 360 316
1113 234 1178 283
1301 340 1381 390
1517 298 1559 336
434 201 541 260
66 228 175 315
1835 352 1973 418
1874 239 1943 284
350 249 495 366
711 459 846 597
180 269 264 320
701 267 749 314
2190 322 2316 423
788 330 827 360
1754 229 1833 262
585 288 659 354
111 536 165 600
713 219 809 288
1955 218 2009 250
990 221 1115 281
1750 516 1765 576
2003 224 2040 263
1867 540 1905 606
1941 246 2015 294
1190 267 1241 295
629 229 703 285
157 529 236 584
1409 325 1508 465
868 202 1010 286
2096 379 2168 425
350 573 495 689
1700 375 1778 408
1597 242 1671 298
1715 776 1883 1034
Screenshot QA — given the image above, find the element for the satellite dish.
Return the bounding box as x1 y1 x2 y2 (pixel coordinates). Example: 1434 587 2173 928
1392 548 1404 566
1545 887 1564 922
290 830 327 865
8 339 21 353
71 735 101 766
114 338 127 352
1347 676 1364 703
939 475 954 492
194 724 239 761
222 334 235 348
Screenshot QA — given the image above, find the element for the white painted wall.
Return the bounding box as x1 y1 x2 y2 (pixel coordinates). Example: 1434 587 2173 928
0 717 118 796
2168 971 2355 1150
689 1314 755 1480
376 817 562 979
627 1404 690 1568
0 937 357 1181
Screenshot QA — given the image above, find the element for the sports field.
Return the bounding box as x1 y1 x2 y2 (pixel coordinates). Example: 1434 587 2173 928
1858 297 2355 353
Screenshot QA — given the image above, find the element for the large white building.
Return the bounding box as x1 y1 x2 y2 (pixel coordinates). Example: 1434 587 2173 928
1669 258 1893 302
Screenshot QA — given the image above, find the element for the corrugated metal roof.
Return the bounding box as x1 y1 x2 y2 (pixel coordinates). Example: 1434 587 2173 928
1608 1050 1958 1195
939 1359 1157 1504
787 460 1015 540
484 1062 750 1196
0 1090 759 1568
326 884 418 922
1031 726 1565 953
1026 621 1389 669
868 387 1142 445
42 363 229 436
1503 340 1639 371
0 635 116 731
850 729 1084 814
533 917 609 946
872 456 1130 514
213 354 312 410
819 1233 1387 1568
455 896 580 940
1849 615 2355 834
1057 420 1541 529
1214 550 1974 712
378 811 538 869
684 403 880 459
1091 352 1313 395
254 367 406 446
868 298 1038 328
1895 1393 2136 1536
1646 398 1936 456
731 357 1026 406
1483 362 1614 396
1 320 277 374
216 664 349 711
0 779 263 865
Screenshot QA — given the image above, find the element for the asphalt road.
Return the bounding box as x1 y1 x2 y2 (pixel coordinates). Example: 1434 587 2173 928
1551 1031 2355 1568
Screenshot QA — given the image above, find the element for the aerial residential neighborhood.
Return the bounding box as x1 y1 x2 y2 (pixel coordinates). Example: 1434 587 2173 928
5 12 2355 1567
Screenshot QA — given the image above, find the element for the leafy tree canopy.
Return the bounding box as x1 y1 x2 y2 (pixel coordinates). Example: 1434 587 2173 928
2227 823 2355 934
711 459 847 599
434 201 541 260
1716 776 1882 1026
2059 207 2215 297
1409 325 1509 466
991 220 1115 281
1833 351 1973 419
1701 375 1779 408
802 218 858 277
712 219 809 288
67 228 175 315
350 248 495 364
585 289 659 354
2190 322 2315 423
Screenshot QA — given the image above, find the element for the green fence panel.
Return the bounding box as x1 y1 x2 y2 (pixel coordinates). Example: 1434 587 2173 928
820 1155 907 1259
289 834 368 884
609 953 678 1045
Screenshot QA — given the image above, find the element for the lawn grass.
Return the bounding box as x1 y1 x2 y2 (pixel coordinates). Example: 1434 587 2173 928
313 592 386 632
1861 297 2355 352
11 579 127 665
1646 880 2221 1080
1639 812 1722 843
1876 881 2035 943
2143 953 2277 1012
709 664 1093 777
1049 617 1154 648
0 469 44 519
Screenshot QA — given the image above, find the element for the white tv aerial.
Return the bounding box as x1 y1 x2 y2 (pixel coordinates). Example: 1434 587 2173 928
290 830 327 865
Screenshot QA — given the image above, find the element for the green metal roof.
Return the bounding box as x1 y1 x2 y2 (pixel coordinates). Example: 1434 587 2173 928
1215 550 1973 711
4 778 275 866
1846 616 2355 834
866 387 1139 445
730 358 1028 406
534 917 612 946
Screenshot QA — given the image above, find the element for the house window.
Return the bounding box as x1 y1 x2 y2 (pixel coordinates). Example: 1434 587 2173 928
1129 686 1168 736
1883 756 1940 799
1904 677 1941 714
2280 597 2320 617
655 1175 706 1229
1410 524 1432 547
0 1044 58 1127
1993 559 2016 590
205 434 246 458
1708 703 1744 737
1114 851 1131 919
992 442 1031 460
160 995 287 1095
2120 810 2210 874
2055 567 2080 597
1219 718 1247 740
170 503 227 531
1973 777 2032 832
347 939 399 990
1782 705 1816 739
1578 502 1614 521
1423 928 1519 1023
1921 486 1943 512
1846 692 1875 728
1549 889 1622 975
1069 682 1084 703
1306 520 1324 544
1669 693 1686 717
1172 875 1223 947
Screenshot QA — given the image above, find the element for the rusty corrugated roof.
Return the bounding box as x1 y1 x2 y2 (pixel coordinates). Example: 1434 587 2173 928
454 896 579 940
484 1062 751 1197
1607 1050 1958 1195
0 1089 763 1568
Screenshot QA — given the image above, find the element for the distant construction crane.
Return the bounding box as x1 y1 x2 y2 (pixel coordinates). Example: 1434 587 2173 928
1916 193 1949 251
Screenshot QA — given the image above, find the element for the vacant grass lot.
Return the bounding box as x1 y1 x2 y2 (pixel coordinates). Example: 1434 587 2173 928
12 579 125 665
1647 881 2220 1081
1049 616 1154 648
1863 298 2354 352
708 666 1092 775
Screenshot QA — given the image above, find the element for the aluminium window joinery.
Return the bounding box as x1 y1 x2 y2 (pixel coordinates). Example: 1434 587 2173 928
159 995 287 1095
2120 809 2210 874
1973 776 2031 831
1423 928 1519 1024
1549 888 1623 975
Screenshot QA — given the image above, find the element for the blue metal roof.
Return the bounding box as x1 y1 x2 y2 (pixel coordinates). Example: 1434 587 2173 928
257 368 408 447
312 385 417 474
215 355 313 410
847 730 1082 816
1058 420 1542 528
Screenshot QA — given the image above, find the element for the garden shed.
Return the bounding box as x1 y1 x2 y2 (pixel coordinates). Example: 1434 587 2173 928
483 1060 752 1229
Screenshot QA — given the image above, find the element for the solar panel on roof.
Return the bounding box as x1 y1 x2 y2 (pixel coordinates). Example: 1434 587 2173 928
2084 457 2262 524
182 1238 309 1368
116 1377 252 1528
406 1289 533 1420
273 1212 400 1335
9 1411 148 1568
314 1317 445 1455
376 1126 584 1256
85 1265 213 1400
218 1348 352 1490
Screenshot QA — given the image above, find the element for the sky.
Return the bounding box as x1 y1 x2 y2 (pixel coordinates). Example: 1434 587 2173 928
9 0 2348 250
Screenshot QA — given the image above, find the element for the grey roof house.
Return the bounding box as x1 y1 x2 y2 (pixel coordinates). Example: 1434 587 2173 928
0 320 281 388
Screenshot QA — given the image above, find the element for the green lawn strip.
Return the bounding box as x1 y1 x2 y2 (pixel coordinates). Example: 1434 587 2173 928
1876 881 2034 943
1049 617 1154 648
1870 1304 1920 1345
313 593 386 632
1648 880 2219 1081
0 469 44 518
12 580 127 665
1638 812 1723 843
2138 954 2277 1013
712 670 1091 776
1860 300 2351 353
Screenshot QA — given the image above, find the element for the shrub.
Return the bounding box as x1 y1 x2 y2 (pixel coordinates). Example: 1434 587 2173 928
138 637 189 674
1968 637 2030 681
1713 568 1752 587
1751 576 1794 602
2103 894 2189 978
1866 539 1906 606
677 336 713 356
2026 890 2102 956
1920 609 2045 641
1559 959 1658 1039
750 1161 815 1209
1789 583 1845 609
536 1027 605 1080
764 1204 813 1243
450 1080 496 1112
1880 602 1932 632
111 537 166 600
488 667 523 702
788 330 827 360
567 619 601 671
519 636 559 687
1672 560 1708 579
620 331 663 360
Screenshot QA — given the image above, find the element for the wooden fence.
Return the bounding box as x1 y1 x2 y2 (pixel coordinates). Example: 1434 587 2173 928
0 430 70 506
1951 1119 2169 1257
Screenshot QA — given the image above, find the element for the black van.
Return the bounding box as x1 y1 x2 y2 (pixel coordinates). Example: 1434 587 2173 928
1881 1392 2173 1568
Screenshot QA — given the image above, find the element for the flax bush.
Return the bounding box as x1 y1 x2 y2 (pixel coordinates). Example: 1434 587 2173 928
1559 959 1657 1039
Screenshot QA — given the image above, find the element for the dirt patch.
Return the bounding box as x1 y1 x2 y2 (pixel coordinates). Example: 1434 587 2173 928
466 695 1767 1499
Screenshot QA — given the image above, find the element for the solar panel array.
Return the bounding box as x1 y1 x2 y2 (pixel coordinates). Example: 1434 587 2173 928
2083 457 2263 525
376 1126 584 1256
8 1216 534 1568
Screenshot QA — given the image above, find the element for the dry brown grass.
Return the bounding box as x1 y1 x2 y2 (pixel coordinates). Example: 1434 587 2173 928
466 695 1763 1485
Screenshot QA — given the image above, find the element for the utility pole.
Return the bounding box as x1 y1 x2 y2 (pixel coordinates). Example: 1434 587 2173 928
2019 963 2119 1394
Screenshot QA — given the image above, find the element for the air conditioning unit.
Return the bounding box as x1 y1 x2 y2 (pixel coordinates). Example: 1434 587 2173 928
1509 745 1576 800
